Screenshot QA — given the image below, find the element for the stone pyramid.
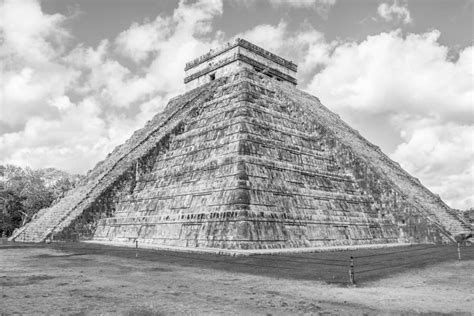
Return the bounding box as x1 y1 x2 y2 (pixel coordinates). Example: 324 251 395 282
11 39 471 250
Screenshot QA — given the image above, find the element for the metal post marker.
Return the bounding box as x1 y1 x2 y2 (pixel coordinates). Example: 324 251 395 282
135 240 139 258
457 242 461 261
349 256 356 286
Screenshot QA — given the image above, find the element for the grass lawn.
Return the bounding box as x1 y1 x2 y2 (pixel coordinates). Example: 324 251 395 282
1 241 473 314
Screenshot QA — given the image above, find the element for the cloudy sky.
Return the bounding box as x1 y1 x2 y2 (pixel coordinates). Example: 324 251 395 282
0 0 472 209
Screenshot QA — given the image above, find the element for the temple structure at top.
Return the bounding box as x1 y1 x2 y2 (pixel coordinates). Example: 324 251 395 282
184 38 297 90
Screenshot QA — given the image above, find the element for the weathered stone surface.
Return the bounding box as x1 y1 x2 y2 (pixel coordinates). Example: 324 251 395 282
10 41 471 250
10 80 224 243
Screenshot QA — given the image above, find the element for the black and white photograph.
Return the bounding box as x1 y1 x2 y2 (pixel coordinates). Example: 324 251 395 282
1 0 473 314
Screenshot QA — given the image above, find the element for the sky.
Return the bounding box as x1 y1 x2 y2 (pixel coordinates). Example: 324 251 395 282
0 0 472 209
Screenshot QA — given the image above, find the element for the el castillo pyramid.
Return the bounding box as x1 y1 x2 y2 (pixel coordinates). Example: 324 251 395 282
11 39 471 250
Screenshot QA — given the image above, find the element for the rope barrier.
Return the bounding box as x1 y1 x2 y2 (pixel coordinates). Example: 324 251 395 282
251 255 348 266
262 253 347 263
357 256 445 274
355 253 457 271
55 244 344 272
50 243 347 265
47 242 473 285
160 252 345 271
458 246 474 253
358 247 458 265
355 244 445 258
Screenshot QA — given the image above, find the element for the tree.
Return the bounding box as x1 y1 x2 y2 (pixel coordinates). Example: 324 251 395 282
0 190 24 237
0 164 83 236
2 166 54 226
50 177 74 200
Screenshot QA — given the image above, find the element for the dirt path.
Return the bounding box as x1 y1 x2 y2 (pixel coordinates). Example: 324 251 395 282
1 245 473 315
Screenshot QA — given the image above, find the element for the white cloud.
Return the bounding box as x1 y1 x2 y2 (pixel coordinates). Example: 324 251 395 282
392 123 474 209
115 17 171 63
172 0 223 35
377 1 412 24
306 30 473 209
0 0 78 129
241 23 473 208
64 40 154 107
308 30 473 125
0 0 69 63
234 0 336 18
239 21 333 83
49 95 74 111
0 98 110 173
113 0 225 95
1 65 79 128
0 0 225 173
309 31 472 121
267 0 336 11
137 0 224 94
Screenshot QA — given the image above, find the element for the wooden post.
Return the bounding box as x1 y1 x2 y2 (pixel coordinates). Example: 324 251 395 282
349 256 356 286
135 240 139 258
457 242 461 261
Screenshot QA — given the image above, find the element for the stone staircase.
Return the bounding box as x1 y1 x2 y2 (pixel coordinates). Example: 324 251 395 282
10 80 224 243
11 196 80 242
409 196 471 240
429 200 472 235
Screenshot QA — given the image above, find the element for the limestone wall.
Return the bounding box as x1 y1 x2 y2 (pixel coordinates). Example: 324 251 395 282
82 70 448 249
275 75 471 240
12 68 469 249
